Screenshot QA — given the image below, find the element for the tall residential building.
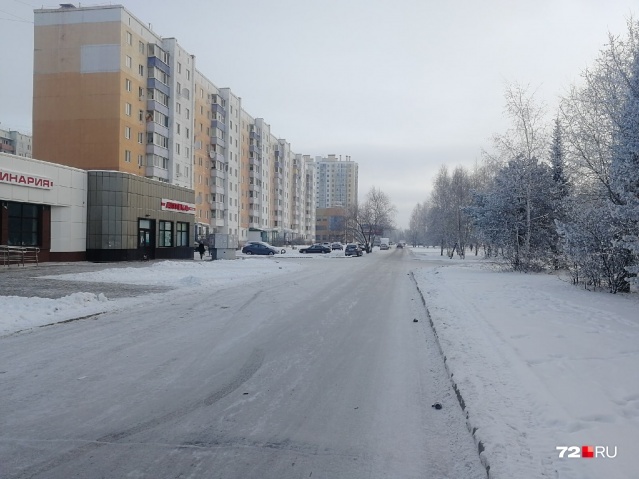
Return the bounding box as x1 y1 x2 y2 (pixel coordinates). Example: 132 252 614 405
315 154 358 209
32 3 315 245
0 127 32 158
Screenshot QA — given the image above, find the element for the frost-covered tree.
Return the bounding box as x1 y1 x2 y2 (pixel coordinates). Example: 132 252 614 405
557 17 639 291
468 156 556 270
610 40 639 284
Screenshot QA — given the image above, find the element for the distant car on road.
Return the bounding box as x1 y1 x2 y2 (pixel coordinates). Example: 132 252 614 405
300 244 331 254
331 242 343 250
345 243 363 257
396 242 404 249
241 241 280 255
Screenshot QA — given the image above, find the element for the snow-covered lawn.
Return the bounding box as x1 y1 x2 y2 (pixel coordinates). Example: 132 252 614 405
410 247 639 479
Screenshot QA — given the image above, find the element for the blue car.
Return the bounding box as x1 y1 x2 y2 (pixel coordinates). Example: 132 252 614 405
241 241 280 255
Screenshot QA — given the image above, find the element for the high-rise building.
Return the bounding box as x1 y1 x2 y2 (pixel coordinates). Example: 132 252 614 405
32 3 315 245
0 127 32 158
315 154 358 209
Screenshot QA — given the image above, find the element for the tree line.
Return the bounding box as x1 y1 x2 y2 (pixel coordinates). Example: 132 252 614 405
409 18 639 293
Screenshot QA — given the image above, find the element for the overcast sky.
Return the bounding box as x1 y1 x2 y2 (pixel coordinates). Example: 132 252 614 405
1 0 637 229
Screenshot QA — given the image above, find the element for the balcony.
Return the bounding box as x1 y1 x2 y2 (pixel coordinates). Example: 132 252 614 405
212 103 226 115
147 56 171 75
210 183 226 194
146 99 169 116
249 183 261 193
211 119 226 132
211 168 226 180
209 200 226 211
211 136 226 148
250 131 260 140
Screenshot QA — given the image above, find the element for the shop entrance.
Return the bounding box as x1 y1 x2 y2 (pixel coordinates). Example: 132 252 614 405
138 219 155 260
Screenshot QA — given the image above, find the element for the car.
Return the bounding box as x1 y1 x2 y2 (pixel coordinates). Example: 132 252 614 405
396 242 404 248
241 241 280 255
380 243 390 250
331 242 343 250
344 243 363 257
299 244 331 254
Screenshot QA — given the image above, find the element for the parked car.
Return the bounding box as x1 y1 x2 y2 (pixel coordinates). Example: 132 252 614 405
241 241 280 255
345 243 363 257
331 242 343 250
299 244 331 254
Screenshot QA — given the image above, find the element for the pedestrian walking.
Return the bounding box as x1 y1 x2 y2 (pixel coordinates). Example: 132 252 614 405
198 241 206 260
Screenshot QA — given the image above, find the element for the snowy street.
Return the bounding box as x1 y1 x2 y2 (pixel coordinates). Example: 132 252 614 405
0 250 485 479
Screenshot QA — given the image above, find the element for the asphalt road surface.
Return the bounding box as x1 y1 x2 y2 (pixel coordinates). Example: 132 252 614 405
0 249 486 478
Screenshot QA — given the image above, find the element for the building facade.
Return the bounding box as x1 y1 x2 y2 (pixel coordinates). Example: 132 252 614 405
315 154 358 209
1 153 87 262
0 128 32 158
33 3 317 249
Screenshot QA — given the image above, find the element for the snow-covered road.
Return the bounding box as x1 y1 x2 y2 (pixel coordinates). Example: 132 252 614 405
0 249 485 479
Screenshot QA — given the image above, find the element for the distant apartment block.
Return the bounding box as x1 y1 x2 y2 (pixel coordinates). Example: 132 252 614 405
32 3 322 245
315 154 358 209
0 127 32 158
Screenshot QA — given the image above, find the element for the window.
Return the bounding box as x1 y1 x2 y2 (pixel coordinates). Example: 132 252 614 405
176 82 181 95
139 110 144 122
125 126 131 139
176 222 189 246
185 108 190 119
159 221 173 247
138 64 144 76
125 78 131 91
137 132 143 144
186 69 190 80
177 62 181 73
126 31 132 45
7 202 41 246
176 143 180 154
138 154 144 166
138 40 145 54
186 128 190 139
176 103 181 114
125 150 131 162
176 123 181 135
125 55 132 68
139 86 144 98
125 103 131 116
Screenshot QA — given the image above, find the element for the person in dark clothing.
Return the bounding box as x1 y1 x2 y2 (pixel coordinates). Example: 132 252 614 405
197 241 206 260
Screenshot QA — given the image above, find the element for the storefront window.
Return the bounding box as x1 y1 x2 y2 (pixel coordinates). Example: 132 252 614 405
159 220 173 247
8 202 41 246
176 222 189 246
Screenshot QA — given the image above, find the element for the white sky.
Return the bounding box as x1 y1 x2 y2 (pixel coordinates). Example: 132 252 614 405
1 0 637 228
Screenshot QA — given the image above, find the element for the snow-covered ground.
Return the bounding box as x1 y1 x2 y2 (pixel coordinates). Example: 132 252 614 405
410 247 639 479
1 247 637 478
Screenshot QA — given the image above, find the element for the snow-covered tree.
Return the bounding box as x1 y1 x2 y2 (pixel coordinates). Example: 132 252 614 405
610 39 639 284
468 156 556 270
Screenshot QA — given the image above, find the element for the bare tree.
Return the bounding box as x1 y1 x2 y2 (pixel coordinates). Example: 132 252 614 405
347 187 396 253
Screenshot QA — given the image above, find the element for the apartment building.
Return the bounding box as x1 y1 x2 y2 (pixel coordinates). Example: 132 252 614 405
32 3 318 250
0 127 32 158
315 154 358 209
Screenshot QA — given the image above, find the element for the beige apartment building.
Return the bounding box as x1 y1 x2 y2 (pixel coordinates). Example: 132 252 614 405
32 3 317 248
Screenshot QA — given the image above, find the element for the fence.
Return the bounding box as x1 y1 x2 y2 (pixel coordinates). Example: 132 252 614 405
0 245 40 267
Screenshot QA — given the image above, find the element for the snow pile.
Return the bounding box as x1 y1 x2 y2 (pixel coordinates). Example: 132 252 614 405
0 292 111 334
0 258 303 335
410 248 639 479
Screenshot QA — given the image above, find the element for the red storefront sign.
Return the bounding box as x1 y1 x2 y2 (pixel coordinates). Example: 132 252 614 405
161 199 196 214
0 169 54 189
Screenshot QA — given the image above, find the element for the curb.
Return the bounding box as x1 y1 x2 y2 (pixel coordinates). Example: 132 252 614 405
409 270 492 479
